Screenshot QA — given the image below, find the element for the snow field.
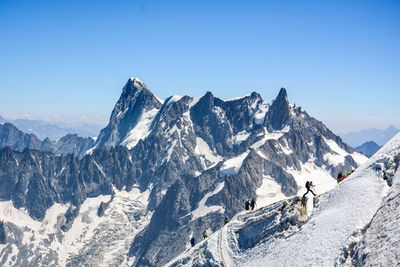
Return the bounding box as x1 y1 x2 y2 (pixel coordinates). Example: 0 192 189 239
0 186 153 267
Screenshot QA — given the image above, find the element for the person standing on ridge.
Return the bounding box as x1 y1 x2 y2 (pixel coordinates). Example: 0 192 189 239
303 181 316 198
224 216 230 225
190 237 197 247
202 230 208 239
250 197 256 211
245 200 250 210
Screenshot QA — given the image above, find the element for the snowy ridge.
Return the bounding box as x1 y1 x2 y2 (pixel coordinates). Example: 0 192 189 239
167 133 400 266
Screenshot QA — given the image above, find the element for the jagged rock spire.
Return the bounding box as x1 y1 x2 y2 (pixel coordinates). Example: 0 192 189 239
266 87 290 131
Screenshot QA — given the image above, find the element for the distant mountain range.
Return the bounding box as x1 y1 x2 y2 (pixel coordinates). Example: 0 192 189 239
0 118 103 141
339 126 400 147
355 141 382 157
0 122 94 158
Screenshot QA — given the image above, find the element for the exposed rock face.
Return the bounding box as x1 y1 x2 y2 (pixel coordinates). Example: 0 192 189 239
0 78 366 266
266 88 290 131
0 221 7 244
0 123 42 151
52 134 95 158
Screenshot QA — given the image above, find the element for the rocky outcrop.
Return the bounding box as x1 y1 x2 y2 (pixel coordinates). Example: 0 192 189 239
0 123 42 151
0 221 7 244
266 88 290 131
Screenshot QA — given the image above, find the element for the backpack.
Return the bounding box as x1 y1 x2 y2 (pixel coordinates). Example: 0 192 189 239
305 181 310 188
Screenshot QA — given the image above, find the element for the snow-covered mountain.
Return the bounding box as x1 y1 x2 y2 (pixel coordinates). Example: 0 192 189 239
92 77 163 150
0 77 367 266
168 132 400 266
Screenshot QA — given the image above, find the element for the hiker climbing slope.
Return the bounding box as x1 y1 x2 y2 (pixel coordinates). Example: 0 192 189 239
303 181 316 198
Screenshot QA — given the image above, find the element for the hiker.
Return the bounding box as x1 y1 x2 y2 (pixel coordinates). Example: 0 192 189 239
250 197 256 211
245 200 250 210
337 172 343 183
302 181 316 198
224 216 230 225
190 237 197 247
202 230 208 239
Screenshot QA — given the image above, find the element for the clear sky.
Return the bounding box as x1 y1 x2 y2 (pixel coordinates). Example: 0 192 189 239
1 0 399 133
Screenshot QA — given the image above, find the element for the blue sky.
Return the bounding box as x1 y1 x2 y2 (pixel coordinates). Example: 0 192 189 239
0 0 399 133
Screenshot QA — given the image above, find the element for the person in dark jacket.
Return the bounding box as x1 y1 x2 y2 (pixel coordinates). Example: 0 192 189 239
302 181 316 198
245 200 250 210
224 216 230 225
202 230 208 239
250 197 256 210
190 237 197 247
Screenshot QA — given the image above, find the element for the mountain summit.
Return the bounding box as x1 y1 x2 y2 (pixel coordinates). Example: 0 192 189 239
266 87 290 131
94 77 162 149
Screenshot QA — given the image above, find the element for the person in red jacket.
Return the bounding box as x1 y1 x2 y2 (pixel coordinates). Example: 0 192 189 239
337 172 343 183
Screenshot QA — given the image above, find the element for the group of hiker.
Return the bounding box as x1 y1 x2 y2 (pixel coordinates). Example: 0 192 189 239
245 197 256 211
190 216 231 247
190 230 208 247
190 170 357 247
337 170 354 183
190 197 258 247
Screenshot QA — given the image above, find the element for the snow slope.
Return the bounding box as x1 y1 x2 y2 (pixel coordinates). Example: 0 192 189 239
0 187 152 266
167 133 400 267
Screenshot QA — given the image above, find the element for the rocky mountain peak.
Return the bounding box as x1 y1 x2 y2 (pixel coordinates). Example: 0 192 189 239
122 77 149 96
266 87 290 131
93 77 163 149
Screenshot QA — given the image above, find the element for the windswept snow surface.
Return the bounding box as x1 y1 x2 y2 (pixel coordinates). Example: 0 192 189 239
190 182 226 221
248 134 399 266
194 137 223 170
256 175 287 207
232 130 251 145
223 94 251 102
250 126 290 149
219 151 250 177
165 95 183 106
253 102 268 125
121 108 159 149
323 137 366 166
168 133 400 267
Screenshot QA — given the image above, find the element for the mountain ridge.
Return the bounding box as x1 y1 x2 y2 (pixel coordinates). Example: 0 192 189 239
0 77 367 266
